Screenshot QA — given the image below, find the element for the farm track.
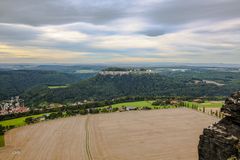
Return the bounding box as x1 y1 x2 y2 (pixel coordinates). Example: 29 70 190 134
85 115 93 160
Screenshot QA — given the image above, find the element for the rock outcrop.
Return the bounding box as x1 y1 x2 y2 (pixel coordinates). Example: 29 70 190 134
198 91 240 160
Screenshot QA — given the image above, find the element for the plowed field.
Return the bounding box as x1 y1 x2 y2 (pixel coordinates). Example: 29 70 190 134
0 108 218 160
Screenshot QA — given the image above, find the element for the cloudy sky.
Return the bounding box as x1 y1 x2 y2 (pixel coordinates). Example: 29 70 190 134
0 0 239 64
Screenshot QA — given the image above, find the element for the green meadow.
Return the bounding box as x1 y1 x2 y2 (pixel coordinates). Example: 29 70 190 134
0 135 4 147
103 101 175 109
184 101 224 108
48 85 69 89
0 113 49 127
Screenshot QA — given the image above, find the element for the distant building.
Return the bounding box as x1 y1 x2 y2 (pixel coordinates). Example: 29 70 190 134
126 106 138 111
0 96 29 115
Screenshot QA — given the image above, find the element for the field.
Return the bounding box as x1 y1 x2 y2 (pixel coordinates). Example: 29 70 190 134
48 85 69 89
0 109 218 160
0 135 4 147
185 101 224 108
103 100 174 109
104 100 223 109
0 113 49 127
184 101 224 116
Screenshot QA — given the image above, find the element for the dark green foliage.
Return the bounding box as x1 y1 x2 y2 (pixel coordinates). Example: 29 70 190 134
142 106 152 110
152 99 172 106
101 108 109 113
1 67 240 107
4 125 15 130
0 70 91 100
89 108 100 114
23 71 240 105
112 107 119 112
0 125 4 135
79 109 88 115
103 67 130 71
48 112 63 119
25 117 34 124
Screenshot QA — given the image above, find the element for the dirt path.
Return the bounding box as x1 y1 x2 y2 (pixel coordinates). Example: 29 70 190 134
85 115 93 160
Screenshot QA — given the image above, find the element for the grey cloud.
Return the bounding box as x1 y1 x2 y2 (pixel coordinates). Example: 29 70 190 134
138 25 180 36
0 24 40 42
0 0 133 26
147 0 240 25
0 0 239 64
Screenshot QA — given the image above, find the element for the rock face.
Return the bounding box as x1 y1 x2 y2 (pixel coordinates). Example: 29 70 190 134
198 91 240 160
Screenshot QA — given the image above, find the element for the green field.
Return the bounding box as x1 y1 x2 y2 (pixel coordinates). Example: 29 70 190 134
0 113 49 127
185 101 224 108
48 85 69 89
103 101 175 109
0 135 4 147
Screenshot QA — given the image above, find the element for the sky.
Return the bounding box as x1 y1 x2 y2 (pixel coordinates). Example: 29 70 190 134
0 0 239 64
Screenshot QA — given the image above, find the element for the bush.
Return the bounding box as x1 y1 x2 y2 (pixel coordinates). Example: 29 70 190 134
25 117 34 124
0 125 5 135
142 106 151 110
79 109 88 115
112 107 119 112
90 108 100 114
101 108 109 113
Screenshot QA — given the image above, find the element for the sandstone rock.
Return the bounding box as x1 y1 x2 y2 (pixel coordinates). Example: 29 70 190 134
198 91 240 160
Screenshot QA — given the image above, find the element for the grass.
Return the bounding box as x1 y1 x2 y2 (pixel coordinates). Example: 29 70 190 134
0 135 4 147
102 101 175 109
48 85 69 89
201 101 224 108
184 101 224 108
0 113 49 127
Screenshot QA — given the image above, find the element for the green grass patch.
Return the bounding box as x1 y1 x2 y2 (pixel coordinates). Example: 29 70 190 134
184 101 224 108
0 135 4 147
102 101 175 109
200 101 224 108
0 113 49 127
48 85 69 89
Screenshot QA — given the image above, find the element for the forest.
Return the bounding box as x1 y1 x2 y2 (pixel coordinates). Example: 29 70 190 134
23 70 240 106
0 66 240 107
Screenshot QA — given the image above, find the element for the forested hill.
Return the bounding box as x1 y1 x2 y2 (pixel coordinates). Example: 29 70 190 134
0 70 93 100
22 73 240 106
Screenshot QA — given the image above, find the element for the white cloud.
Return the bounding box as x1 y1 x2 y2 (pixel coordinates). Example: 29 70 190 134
0 0 239 64
39 27 89 42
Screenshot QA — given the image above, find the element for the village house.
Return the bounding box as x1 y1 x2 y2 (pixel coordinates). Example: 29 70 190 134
0 96 29 115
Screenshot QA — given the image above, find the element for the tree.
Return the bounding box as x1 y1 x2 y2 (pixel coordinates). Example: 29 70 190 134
203 107 206 113
25 117 34 124
0 125 5 135
79 109 87 115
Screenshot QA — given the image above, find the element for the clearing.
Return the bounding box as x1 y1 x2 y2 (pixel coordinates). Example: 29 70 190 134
0 108 218 160
48 85 69 89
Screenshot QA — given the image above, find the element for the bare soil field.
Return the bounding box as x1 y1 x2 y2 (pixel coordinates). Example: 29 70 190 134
0 108 218 160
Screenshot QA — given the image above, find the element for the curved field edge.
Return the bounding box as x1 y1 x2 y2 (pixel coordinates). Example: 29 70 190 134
0 113 49 127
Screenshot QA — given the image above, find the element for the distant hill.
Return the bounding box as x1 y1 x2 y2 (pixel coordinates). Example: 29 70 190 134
22 71 240 106
0 70 94 100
